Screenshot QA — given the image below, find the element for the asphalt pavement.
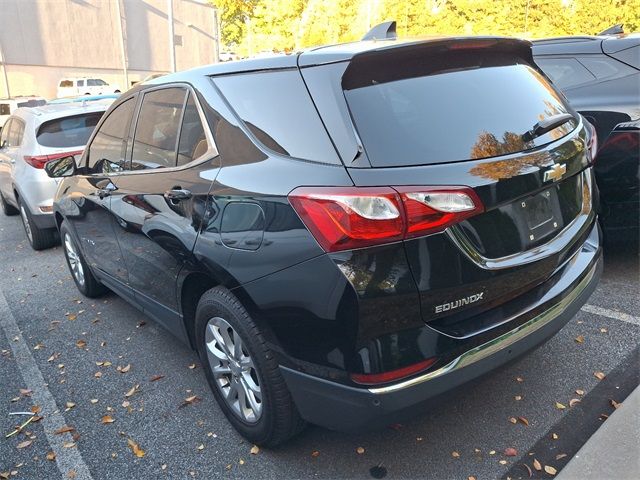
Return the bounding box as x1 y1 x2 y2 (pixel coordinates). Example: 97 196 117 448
0 211 638 480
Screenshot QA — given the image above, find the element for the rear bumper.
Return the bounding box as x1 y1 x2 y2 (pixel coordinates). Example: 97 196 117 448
281 225 602 431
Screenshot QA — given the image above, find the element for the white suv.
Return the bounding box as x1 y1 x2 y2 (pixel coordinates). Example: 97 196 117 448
57 78 121 98
0 96 46 131
0 100 113 249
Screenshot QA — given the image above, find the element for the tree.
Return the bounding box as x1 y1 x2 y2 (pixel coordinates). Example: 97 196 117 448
211 0 259 46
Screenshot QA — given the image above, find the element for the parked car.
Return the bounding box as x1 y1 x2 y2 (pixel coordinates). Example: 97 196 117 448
0 96 46 132
48 94 121 105
533 30 640 243
0 100 112 249
46 30 602 446
219 51 238 62
57 77 121 98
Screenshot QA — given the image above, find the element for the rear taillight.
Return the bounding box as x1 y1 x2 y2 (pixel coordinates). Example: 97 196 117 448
288 186 483 252
24 150 83 169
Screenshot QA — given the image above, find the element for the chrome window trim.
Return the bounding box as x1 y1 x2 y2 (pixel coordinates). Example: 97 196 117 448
446 169 593 271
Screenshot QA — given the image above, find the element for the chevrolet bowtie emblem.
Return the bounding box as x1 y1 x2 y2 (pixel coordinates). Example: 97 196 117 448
543 163 567 182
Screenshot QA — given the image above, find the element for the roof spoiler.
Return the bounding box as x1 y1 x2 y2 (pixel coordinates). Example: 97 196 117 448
598 24 624 35
362 21 397 41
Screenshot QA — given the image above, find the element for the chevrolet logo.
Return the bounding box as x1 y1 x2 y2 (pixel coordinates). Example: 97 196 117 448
543 163 567 182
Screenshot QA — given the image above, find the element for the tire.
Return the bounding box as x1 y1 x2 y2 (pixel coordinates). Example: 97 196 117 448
0 192 18 216
195 287 306 447
60 221 107 298
18 198 56 250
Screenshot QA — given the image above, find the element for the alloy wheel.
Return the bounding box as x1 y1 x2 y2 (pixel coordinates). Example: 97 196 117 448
64 233 85 286
205 317 263 423
19 205 33 243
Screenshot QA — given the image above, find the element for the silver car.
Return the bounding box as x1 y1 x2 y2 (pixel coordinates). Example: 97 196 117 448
0 101 112 249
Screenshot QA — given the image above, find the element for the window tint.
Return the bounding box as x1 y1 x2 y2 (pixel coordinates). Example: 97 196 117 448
345 63 576 167
131 87 186 170
0 104 10 116
77 80 85 87
88 98 135 174
88 79 107 87
60 80 73 88
37 112 103 148
535 57 595 89
214 70 340 164
177 93 209 166
578 56 636 80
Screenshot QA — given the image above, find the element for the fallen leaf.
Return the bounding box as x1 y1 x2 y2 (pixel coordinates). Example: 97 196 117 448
514 395 522 401
311 450 320 457
180 395 201 408
499 460 508 465
150 375 165 382
67 470 77 479
66 402 76 409
75 339 86 348
576 389 585 396
518 416 530 426
124 385 140 398
63 442 76 448
46 451 56 461
16 440 32 449
575 335 585 343
594 371 605 380
101 415 114 424
451 451 460 458
127 438 145 458
356 447 365 454
555 454 567 460
516 376 524 382
47 353 60 362
117 364 131 373
599 328 607 333
67 314 77 321
533 458 542 471
522 463 533 477
610 399 622 409
239 459 245 465
555 402 566 410
54 426 75 435
1 472 9 480
94 372 102 378
569 398 581 407
544 465 557 475
188 363 197 369
509 417 517 424
90 399 98 404
197 444 204 451
122 401 130 408
19 388 32 396
250 445 259 455
468 477 477 480
489 450 496 455
30 405 41 414
504 447 518 457
551 433 559 440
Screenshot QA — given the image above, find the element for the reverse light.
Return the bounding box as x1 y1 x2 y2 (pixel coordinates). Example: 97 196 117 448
350 357 438 385
24 150 83 169
288 186 483 252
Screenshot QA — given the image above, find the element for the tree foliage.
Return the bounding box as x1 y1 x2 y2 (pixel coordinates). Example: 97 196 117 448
211 0 640 54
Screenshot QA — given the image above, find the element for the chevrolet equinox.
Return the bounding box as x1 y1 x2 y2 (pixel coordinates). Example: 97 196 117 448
46 31 603 446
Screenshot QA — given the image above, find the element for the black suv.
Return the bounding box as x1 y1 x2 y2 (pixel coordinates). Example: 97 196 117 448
46 33 602 446
533 31 640 242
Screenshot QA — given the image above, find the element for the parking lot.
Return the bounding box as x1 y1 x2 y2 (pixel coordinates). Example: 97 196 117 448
0 210 637 480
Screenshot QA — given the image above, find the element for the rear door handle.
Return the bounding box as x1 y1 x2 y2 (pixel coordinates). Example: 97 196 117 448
164 188 192 201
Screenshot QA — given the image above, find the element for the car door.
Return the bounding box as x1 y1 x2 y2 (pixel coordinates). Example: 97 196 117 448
108 86 218 331
64 96 138 289
0 118 22 203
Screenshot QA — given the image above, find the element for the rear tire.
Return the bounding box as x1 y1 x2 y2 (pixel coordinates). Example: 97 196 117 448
19 198 56 250
1 192 18 216
60 221 107 298
195 287 306 447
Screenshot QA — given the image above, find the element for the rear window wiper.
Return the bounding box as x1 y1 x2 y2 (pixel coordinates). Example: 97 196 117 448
522 113 575 142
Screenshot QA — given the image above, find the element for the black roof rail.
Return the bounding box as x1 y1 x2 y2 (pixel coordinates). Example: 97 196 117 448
598 24 624 35
361 21 397 41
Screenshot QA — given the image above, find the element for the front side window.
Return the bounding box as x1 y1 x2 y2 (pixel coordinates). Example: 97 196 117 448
88 79 107 87
131 87 186 170
87 98 135 174
77 80 85 87
176 93 209 166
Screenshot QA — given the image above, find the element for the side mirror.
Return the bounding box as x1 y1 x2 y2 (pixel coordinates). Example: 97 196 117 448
44 155 76 178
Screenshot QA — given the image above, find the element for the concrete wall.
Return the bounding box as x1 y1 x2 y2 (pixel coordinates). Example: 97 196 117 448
0 0 218 98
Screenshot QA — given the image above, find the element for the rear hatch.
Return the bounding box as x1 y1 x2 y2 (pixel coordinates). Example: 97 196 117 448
304 38 596 334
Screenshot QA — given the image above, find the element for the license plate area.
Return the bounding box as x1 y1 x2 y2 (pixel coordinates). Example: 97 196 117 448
521 188 562 245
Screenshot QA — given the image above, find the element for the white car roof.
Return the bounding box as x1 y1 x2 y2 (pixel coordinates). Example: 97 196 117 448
12 100 112 123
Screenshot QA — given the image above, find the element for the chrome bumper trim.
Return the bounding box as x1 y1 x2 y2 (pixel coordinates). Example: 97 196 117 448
368 260 598 395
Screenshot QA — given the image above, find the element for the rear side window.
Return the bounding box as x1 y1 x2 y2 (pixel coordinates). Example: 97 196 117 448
131 87 186 170
535 57 595 88
345 53 577 167
578 55 637 80
59 80 73 88
77 80 85 87
88 79 107 86
0 104 10 115
88 98 135 173
37 112 103 148
214 70 340 164
177 93 209 166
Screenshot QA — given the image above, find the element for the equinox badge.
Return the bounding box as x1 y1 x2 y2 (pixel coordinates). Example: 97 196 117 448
435 292 484 313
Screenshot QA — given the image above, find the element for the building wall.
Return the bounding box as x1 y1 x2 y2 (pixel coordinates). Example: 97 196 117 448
0 0 218 98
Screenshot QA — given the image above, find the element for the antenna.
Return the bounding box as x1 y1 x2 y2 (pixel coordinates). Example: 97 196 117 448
598 24 624 35
361 21 397 41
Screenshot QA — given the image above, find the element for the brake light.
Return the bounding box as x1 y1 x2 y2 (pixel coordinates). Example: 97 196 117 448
288 186 483 252
24 150 83 169
351 357 438 385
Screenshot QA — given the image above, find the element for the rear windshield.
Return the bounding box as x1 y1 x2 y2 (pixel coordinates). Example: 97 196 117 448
37 112 104 148
17 99 46 108
344 56 577 167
